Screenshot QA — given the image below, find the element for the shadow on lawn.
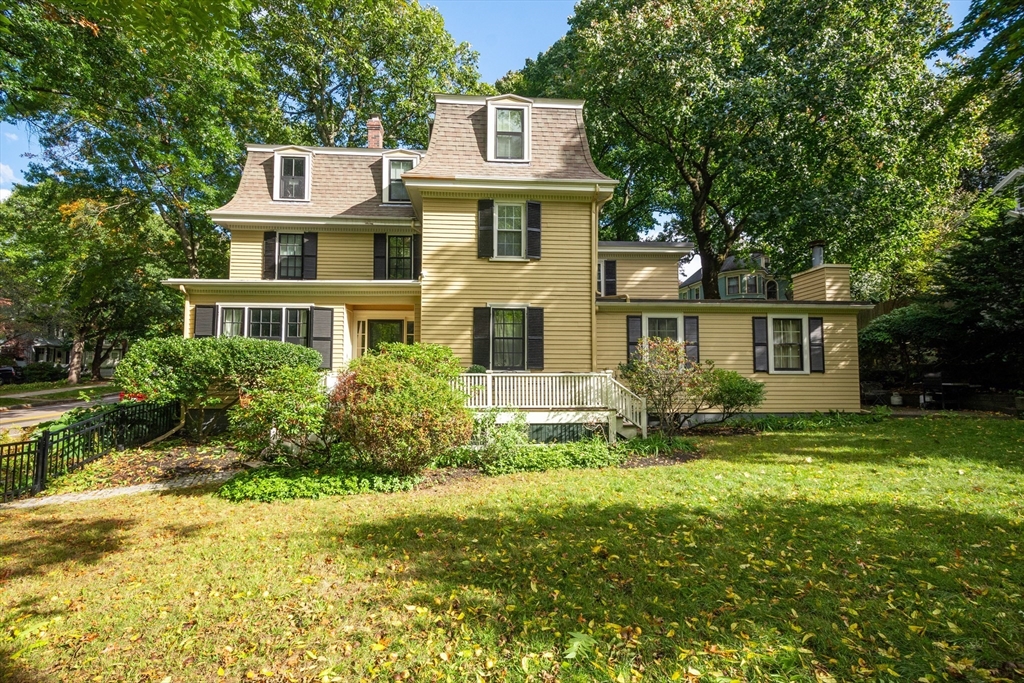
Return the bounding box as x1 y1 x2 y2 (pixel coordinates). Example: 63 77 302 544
327 495 1023 680
0 597 61 683
0 516 137 581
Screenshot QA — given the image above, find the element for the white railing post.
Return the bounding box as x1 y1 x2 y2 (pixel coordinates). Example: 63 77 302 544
486 373 493 408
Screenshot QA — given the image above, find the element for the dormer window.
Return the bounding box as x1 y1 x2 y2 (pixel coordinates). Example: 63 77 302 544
280 157 306 199
495 108 524 159
272 149 312 202
486 95 532 162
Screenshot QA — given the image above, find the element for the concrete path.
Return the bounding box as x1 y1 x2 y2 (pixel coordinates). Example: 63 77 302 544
0 394 121 431
1 470 237 510
0 382 110 399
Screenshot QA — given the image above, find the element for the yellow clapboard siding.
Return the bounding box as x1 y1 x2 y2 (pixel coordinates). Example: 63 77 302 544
791 265 851 301
596 309 861 412
228 229 264 279
420 197 594 371
228 229 376 280
614 257 680 299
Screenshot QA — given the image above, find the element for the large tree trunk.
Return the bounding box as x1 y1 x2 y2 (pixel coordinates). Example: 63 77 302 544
66 334 86 385
90 335 111 381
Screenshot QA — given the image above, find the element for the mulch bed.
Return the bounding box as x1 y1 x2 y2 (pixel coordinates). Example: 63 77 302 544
619 449 703 469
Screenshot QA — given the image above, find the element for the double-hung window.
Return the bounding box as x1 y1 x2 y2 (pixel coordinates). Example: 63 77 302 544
745 275 758 295
646 317 678 340
492 308 526 370
495 202 525 258
249 308 282 340
280 156 306 200
286 309 309 343
727 276 740 295
772 318 803 371
389 159 413 202
495 108 524 160
221 308 243 337
388 235 413 279
278 233 303 279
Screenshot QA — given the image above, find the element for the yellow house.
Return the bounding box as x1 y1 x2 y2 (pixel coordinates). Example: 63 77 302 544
166 94 870 437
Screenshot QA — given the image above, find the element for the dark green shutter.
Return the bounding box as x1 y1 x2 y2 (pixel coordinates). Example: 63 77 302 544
626 315 642 359
262 231 277 280
809 317 825 373
477 199 494 258
194 305 215 338
472 307 491 368
604 260 617 296
526 201 541 259
302 232 317 280
752 317 769 372
310 307 333 369
373 233 387 280
527 307 544 370
683 315 699 363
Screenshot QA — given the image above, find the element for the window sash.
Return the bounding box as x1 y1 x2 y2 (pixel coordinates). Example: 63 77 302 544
727 276 739 295
278 234 303 279
249 308 282 340
492 308 525 370
286 308 308 342
495 109 524 159
387 235 413 279
495 203 524 257
745 275 758 294
389 159 413 202
280 157 306 200
772 318 803 371
596 261 604 295
646 317 678 340
221 308 243 337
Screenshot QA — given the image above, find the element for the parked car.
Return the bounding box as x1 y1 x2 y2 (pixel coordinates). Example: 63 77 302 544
0 365 22 385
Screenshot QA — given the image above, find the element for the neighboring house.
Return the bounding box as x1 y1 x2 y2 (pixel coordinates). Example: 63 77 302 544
165 94 870 435
993 167 1024 221
678 252 788 301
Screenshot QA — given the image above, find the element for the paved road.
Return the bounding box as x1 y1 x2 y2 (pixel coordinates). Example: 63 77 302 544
0 394 121 432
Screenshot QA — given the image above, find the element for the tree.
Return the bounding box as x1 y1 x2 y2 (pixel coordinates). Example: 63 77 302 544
506 0 980 296
936 0 1024 168
240 0 491 148
0 182 182 382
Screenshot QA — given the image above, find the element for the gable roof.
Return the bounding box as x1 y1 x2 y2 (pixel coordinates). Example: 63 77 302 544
403 95 613 183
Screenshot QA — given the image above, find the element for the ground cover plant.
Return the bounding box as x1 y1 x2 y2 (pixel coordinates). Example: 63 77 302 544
217 467 420 503
1 415 1021 681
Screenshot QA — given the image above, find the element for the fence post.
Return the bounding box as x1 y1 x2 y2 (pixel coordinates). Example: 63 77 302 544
33 430 50 494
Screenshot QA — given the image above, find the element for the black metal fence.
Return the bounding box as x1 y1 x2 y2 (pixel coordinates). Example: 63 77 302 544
1 401 179 502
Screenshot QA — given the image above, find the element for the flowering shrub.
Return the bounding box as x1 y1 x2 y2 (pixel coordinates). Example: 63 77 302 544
329 343 473 475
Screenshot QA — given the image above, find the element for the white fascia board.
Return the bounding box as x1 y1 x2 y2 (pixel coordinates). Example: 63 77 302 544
207 212 415 228
165 279 421 287
245 144 394 157
163 279 422 297
993 167 1024 194
598 246 693 256
402 177 618 193
595 299 874 310
433 94 584 110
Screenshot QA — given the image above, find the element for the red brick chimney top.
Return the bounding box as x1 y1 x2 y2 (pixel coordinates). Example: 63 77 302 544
367 117 384 149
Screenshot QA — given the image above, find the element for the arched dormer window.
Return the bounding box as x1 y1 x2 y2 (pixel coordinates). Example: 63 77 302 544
766 280 779 300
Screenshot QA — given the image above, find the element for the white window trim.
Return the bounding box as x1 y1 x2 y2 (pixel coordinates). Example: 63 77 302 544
381 151 420 204
487 304 529 371
766 313 811 375
272 150 313 203
213 303 318 342
597 259 606 296
492 201 527 260
487 98 532 163
641 313 684 341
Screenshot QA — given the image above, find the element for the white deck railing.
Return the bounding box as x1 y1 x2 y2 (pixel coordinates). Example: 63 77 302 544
453 372 647 437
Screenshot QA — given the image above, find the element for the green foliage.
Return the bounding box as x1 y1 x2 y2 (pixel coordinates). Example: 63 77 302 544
480 436 625 477
22 362 68 383
33 402 121 437
228 364 343 467
115 336 322 409
216 466 419 503
706 369 766 421
466 364 488 374
621 434 697 458
859 303 948 385
749 406 892 432
506 0 980 292
329 343 473 476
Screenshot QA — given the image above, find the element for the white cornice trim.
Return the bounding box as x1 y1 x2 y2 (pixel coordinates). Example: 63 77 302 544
207 212 416 228
598 246 692 257
434 94 584 110
245 145 423 157
403 177 618 193
596 299 873 310
164 279 422 297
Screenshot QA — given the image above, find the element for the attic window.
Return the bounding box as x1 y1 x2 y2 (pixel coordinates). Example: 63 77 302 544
495 109 524 159
280 157 306 200
382 153 419 203
486 97 532 162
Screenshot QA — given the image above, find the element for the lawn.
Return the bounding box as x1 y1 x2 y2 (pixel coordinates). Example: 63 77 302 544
0 380 106 397
1 416 1022 682
0 387 114 408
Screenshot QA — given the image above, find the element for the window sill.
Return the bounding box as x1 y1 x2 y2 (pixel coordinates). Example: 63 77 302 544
273 198 311 203
769 370 811 375
489 257 530 262
380 202 412 206
487 158 531 164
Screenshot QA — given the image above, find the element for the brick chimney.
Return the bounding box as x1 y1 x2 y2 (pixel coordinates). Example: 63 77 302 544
367 116 384 149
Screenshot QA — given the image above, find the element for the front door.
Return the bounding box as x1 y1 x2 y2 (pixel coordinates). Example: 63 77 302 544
367 319 405 352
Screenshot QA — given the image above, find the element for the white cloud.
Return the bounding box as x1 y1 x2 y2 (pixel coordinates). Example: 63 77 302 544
0 162 14 184
3 132 17 141
0 189 11 202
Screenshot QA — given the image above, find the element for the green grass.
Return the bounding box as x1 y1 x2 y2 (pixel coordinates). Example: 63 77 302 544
0 386 114 408
0 379 109 396
1 416 1022 682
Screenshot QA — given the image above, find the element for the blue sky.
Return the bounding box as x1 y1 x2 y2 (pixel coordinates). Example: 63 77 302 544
0 0 976 202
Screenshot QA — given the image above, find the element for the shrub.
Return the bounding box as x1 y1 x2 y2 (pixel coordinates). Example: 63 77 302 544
24 362 68 383
229 364 344 467
217 467 419 502
750 406 891 432
475 411 531 474
466 364 488 374
329 343 473 475
480 435 624 476
621 434 697 458
704 369 766 422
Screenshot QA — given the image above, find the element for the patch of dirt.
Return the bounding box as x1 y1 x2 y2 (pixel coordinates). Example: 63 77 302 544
620 449 702 469
416 467 481 491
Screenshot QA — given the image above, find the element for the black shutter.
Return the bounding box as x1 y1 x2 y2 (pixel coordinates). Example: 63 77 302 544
626 315 642 360
753 317 769 373
683 315 699 363
310 307 333 369
809 317 825 373
193 305 215 338
472 307 491 369
412 233 422 279
526 200 541 260
604 260 617 296
477 199 494 258
262 231 277 280
527 307 544 370
302 232 317 280
373 233 387 280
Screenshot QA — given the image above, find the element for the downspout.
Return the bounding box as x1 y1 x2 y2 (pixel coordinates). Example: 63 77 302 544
591 195 599 371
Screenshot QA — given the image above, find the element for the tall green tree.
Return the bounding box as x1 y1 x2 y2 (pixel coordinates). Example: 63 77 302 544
240 0 491 148
506 0 980 297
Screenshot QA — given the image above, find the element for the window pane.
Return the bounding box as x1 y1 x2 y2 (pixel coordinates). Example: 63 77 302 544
745 275 758 294
773 318 802 370
496 109 523 132
496 204 523 257
727 277 739 295
389 159 413 202
388 235 413 279
286 308 308 342
368 320 405 351
249 308 282 340
492 308 525 370
279 234 303 279
221 308 243 337
647 317 678 340
280 157 306 199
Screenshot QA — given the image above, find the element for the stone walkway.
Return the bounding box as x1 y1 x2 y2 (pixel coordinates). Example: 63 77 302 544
1 470 236 510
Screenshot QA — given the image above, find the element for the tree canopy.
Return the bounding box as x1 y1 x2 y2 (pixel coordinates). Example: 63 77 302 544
504 0 981 297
